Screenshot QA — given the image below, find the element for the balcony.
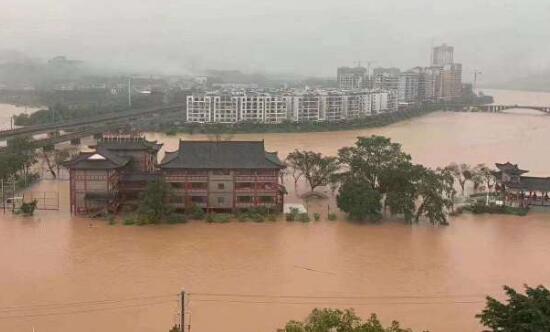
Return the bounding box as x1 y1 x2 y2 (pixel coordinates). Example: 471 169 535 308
235 176 278 182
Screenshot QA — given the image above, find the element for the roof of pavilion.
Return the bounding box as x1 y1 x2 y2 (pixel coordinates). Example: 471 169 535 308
64 148 130 170
495 162 529 175
90 136 162 152
159 140 285 170
507 176 550 192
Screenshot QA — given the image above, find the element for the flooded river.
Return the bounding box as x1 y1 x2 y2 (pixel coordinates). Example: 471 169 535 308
0 103 42 131
2 90 550 332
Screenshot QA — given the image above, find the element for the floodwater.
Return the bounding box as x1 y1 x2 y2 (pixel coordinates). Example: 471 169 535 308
2 90 550 332
0 103 42 130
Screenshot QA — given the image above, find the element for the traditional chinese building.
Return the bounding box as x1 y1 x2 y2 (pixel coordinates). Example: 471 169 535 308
66 136 286 215
495 162 550 207
159 140 285 212
65 134 162 214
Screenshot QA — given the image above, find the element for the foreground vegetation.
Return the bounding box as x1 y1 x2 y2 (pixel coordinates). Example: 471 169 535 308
284 309 420 332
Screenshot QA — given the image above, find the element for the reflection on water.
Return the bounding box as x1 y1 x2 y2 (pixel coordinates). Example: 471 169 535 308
2 95 550 332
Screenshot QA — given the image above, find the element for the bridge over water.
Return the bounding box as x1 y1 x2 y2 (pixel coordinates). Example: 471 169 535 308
0 103 185 140
478 104 550 113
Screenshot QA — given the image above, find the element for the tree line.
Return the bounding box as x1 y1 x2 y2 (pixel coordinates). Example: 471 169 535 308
286 135 456 225
285 136 501 225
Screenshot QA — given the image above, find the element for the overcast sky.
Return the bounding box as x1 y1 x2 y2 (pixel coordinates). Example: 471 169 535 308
2 0 549 83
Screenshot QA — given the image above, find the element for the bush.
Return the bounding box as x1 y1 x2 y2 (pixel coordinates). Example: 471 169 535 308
298 213 311 223
123 215 136 225
20 200 38 216
313 213 321 221
166 213 187 224
286 207 301 222
187 205 206 220
107 214 116 225
251 213 265 223
466 202 528 216
267 214 277 222
328 213 337 221
237 213 248 222
206 213 232 223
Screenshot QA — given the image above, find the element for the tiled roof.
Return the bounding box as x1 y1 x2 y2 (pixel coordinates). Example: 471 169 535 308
507 176 550 192
92 138 162 152
495 162 529 175
64 148 130 170
159 140 285 170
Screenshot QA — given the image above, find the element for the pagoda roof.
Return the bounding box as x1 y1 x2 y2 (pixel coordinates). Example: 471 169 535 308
90 137 162 152
507 176 550 192
64 148 130 170
495 162 529 175
159 140 285 170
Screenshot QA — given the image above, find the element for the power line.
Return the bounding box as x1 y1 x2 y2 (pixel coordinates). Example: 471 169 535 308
0 293 178 313
189 291 487 300
0 299 178 320
191 298 484 306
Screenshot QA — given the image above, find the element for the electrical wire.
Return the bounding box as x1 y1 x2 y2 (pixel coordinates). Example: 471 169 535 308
0 299 178 320
189 291 487 300
0 293 178 313
191 298 484 306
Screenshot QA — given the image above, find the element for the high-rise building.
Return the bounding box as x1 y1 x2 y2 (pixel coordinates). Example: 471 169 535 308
372 67 400 91
398 71 420 103
337 66 367 90
431 43 454 66
440 63 463 100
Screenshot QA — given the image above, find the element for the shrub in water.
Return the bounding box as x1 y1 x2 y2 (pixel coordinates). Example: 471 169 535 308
251 214 265 223
187 205 206 220
123 215 136 225
167 213 187 224
313 213 321 221
298 213 311 223
267 214 277 222
328 213 337 221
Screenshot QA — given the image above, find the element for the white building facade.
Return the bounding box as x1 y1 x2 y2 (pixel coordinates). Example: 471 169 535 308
186 89 398 124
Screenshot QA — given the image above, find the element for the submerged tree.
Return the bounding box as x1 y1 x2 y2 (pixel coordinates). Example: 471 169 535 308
338 135 411 191
138 179 174 224
477 285 550 332
414 167 454 225
337 135 452 225
337 178 382 222
283 308 418 332
286 150 340 193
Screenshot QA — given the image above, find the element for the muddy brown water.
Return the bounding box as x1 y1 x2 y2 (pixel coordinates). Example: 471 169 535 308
2 90 550 332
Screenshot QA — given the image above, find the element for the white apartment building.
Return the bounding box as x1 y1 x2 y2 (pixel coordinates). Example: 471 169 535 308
239 95 266 122
186 95 212 123
213 95 240 123
186 89 398 124
344 92 366 119
264 96 290 123
291 93 324 122
324 92 345 121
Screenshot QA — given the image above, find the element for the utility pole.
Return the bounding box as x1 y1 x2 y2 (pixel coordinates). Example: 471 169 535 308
1 179 4 214
180 289 189 332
